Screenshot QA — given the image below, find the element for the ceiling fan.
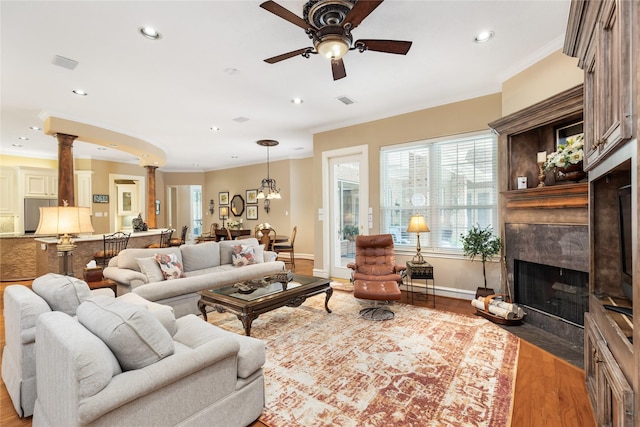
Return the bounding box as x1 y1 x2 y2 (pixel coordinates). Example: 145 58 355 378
260 0 413 80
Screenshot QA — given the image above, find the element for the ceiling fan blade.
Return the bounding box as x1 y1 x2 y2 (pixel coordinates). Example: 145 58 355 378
331 58 347 80
260 1 311 30
344 0 384 28
264 48 312 64
355 39 413 55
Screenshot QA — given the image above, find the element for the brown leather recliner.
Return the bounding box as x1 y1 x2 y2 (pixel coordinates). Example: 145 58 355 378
347 234 406 320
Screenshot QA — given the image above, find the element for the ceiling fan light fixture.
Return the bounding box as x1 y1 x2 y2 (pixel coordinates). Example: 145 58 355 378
316 36 350 60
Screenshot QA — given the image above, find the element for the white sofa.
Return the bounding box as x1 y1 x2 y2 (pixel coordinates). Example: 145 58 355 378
1 274 173 418
33 297 266 427
103 238 285 317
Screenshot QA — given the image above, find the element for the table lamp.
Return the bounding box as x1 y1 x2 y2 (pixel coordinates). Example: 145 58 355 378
35 204 94 276
406 214 430 264
219 206 229 229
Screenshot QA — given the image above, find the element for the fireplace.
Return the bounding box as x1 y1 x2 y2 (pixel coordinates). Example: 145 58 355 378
505 222 588 345
514 260 588 326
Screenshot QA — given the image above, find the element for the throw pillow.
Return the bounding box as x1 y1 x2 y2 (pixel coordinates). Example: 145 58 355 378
77 295 175 371
32 273 92 315
154 253 186 280
136 257 165 283
232 245 259 266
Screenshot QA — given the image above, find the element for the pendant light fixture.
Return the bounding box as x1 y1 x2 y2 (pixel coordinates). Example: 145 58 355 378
256 140 281 200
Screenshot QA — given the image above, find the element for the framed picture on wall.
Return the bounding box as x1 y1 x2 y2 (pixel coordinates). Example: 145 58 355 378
219 191 229 206
246 205 258 220
246 189 258 204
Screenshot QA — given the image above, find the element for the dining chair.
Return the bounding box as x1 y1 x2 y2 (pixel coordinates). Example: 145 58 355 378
169 225 188 246
148 229 173 248
274 226 297 270
94 232 131 267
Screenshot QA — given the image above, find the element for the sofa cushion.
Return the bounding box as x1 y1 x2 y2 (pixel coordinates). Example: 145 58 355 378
220 237 260 265
180 241 221 272
155 253 186 280
116 247 181 271
32 273 91 316
231 244 264 266
136 257 165 283
77 296 175 371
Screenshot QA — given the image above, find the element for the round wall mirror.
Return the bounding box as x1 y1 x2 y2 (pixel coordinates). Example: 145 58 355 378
230 194 245 217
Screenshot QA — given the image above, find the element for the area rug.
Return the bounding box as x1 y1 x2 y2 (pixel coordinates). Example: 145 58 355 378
206 290 520 427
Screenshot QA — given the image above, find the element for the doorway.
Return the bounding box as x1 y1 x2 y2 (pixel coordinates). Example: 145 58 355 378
322 146 369 279
167 185 202 242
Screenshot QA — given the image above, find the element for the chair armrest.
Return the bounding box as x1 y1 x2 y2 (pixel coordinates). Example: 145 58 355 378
103 267 148 288
263 250 278 263
4 285 50 346
394 264 407 273
346 262 357 270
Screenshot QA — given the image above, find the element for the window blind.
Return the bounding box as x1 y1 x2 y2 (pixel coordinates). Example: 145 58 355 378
380 131 498 254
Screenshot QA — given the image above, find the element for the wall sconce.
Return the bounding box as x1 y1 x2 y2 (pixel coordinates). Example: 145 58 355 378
208 199 215 215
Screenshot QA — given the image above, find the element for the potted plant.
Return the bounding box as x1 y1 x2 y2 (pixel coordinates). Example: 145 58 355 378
341 225 360 241
460 224 503 298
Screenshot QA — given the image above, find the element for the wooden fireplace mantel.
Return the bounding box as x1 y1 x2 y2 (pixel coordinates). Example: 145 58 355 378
502 182 588 210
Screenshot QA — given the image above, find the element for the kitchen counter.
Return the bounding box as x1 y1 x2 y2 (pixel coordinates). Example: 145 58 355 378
35 229 166 279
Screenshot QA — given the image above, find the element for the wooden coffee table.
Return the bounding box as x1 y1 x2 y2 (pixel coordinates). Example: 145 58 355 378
198 274 333 336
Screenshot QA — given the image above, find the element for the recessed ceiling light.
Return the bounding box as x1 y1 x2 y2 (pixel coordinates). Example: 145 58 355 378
291 98 303 104
109 143 118 147
72 89 88 96
232 117 249 123
192 163 199 166
231 155 239 159
474 30 495 43
97 147 107 151
139 26 161 40
18 136 29 140
210 127 220 132
12 144 23 147
30 126 42 131
224 68 239 76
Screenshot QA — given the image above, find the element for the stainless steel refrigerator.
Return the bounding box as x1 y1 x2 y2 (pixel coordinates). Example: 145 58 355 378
24 198 57 233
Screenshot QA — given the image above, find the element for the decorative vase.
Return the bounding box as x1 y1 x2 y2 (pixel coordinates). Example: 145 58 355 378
555 161 586 183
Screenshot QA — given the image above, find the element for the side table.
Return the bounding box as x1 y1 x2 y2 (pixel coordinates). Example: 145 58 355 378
406 261 435 308
87 278 117 296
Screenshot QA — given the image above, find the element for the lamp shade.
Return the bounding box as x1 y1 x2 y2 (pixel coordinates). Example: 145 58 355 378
219 206 229 218
406 215 430 233
35 206 94 235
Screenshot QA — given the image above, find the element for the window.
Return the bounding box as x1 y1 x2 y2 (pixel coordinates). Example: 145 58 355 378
380 131 498 254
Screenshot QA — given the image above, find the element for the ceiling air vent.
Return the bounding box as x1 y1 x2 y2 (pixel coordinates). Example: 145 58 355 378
337 96 355 105
52 55 78 70
232 117 250 123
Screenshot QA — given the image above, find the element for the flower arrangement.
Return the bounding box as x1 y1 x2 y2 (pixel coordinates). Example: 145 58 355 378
227 220 241 229
543 135 584 172
256 222 271 237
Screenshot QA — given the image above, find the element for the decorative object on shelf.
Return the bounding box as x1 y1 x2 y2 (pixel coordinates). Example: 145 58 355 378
35 201 94 276
219 206 229 228
537 151 547 187
256 140 281 200
132 214 148 232
246 205 258 220
219 191 229 206
517 176 527 189
406 214 430 264
271 269 293 284
460 224 502 298
543 135 586 183
208 199 215 215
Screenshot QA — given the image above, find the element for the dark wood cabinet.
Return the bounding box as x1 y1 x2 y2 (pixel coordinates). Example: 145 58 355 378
565 0 638 424
564 0 634 171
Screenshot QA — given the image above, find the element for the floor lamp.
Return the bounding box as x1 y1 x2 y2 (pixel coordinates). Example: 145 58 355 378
35 205 94 277
407 214 430 264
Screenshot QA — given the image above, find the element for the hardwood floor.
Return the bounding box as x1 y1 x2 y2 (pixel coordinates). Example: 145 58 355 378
0 259 595 426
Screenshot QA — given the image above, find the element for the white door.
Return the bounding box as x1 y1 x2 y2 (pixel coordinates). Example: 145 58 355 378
322 146 369 280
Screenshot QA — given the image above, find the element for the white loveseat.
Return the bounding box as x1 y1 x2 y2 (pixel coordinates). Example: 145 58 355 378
2 274 174 418
103 238 285 317
33 297 266 427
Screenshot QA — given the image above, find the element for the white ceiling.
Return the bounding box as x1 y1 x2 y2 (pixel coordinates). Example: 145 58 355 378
1 0 571 172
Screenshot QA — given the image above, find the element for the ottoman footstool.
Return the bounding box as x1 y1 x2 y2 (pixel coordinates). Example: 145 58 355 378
353 280 402 320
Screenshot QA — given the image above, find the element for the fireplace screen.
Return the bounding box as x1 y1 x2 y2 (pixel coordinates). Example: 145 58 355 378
514 260 589 326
